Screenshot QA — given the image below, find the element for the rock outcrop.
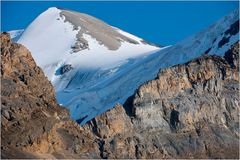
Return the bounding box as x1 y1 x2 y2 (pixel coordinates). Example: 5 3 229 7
1 32 98 159
1 32 239 159
128 42 239 158
84 42 239 159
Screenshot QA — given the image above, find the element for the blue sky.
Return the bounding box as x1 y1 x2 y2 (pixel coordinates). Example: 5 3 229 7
1 1 239 45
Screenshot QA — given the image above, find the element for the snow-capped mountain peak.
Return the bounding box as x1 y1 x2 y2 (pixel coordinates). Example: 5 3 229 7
17 7 161 123
18 7 159 75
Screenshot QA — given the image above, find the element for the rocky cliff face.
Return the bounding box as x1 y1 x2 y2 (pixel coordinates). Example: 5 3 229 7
1 32 98 159
1 32 64 157
1 32 239 159
83 42 239 159
133 42 239 133
128 42 239 158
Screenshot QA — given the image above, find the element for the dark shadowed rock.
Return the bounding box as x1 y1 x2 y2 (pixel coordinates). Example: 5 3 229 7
224 20 239 36
218 36 230 48
60 64 73 74
224 41 239 69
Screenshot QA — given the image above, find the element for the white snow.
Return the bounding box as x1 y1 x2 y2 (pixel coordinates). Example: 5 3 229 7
17 8 239 124
7 29 24 41
18 7 78 69
116 28 144 44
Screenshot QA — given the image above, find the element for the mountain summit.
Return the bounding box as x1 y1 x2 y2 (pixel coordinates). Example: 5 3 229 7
18 7 159 67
